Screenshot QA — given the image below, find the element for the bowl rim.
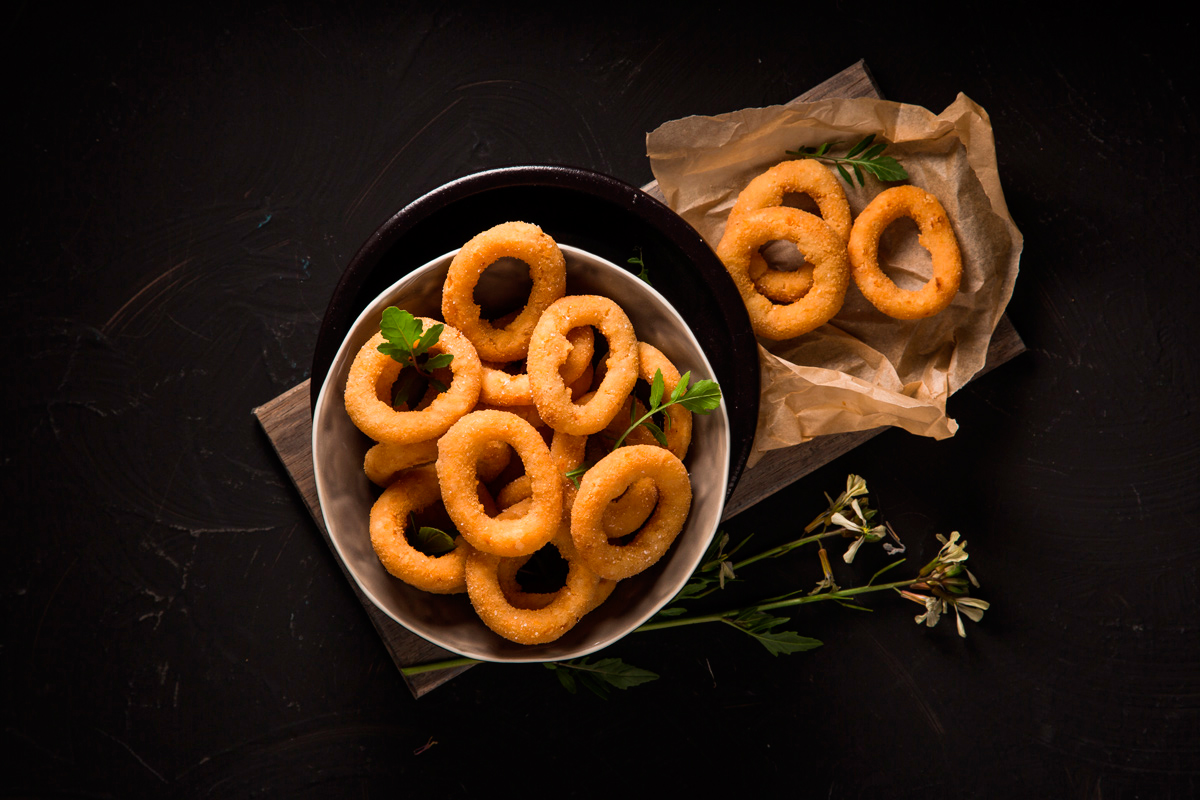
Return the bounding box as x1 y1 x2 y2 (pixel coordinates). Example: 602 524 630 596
312 242 731 662
308 164 758 498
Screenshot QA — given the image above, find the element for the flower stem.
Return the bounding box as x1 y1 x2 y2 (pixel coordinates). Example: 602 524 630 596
636 578 919 634
706 528 844 573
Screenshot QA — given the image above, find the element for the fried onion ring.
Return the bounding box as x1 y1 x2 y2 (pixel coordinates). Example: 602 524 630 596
571 445 692 580
436 409 563 557
368 468 471 594
730 159 853 304
528 295 639 435
847 185 962 320
599 479 659 539
716 207 850 341
496 548 618 612
478 326 595 407
344 323 482 444
441 221 567 362
465 532 603 644
502 466 654 541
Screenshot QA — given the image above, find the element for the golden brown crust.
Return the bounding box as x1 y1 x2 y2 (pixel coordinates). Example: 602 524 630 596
465 532 603 644
441 221 566 362
717 207 850 340
478 326 595 406
847 185 962 320
570 445 692 580
729 160 852 304
436 409 563 558
344 323 482 444
368 468 472 594
528 295 640 435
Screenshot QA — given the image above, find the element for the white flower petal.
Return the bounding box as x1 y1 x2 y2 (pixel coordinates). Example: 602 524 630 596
959 605 986 623
843 537 865 563
830 512 858 532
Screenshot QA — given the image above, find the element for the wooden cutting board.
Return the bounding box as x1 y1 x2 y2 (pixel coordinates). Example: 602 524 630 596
253 60 1025 697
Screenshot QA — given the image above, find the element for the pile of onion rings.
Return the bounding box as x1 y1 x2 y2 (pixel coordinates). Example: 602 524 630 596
343 221 712 645
716 155 962 339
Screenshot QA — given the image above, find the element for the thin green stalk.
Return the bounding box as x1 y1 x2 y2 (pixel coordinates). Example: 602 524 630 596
401 656 480 676
635 578 919 634
706 528 844 573
396 578 921 672
611 406 659 450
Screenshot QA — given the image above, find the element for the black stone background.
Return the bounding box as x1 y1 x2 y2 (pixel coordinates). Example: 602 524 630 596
6 3 1198 797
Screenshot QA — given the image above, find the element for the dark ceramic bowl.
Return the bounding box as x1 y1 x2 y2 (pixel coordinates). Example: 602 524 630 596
313 244 732 662
309 165 760 661
311 165 758 493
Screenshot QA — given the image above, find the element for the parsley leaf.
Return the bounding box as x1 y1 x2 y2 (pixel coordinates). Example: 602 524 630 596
376 307 454 409
611 369 722 450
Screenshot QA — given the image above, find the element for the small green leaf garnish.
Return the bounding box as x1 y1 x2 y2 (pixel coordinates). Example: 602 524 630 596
785 134 909 187
377 307 453 409
564 463 591 489
628 248 651 285
611 369 722 450
543 657 659 698
408 512 456 556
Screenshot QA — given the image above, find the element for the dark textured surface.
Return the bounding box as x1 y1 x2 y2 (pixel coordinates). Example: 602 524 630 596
6 4 1197 797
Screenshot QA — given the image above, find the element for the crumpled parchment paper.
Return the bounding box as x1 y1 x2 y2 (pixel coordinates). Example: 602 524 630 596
647 93 1023 467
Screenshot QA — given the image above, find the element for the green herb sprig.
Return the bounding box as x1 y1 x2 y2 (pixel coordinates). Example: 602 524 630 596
628 248 651 285
564 369 721 488
611 369 722 451
564 463 591 490
786 134 908 187
643 475 986 653
399 474 991 692
542 657 659 698
376 307 454 408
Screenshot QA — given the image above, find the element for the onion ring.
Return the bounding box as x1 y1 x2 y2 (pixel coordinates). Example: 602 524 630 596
528 295 639 435
368 467 472 594
436 409 563 558
730 159 852 304
344 322 482 444
478 326 595 407
490 509 614 612
599 479 659 539
465 531 603 644
363 439 439 487
847 185 962 320
441 221 566 362
716 206 850 341
496 545 618 612
571 445 692 580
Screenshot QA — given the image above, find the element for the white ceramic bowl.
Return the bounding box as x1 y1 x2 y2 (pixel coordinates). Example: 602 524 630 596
312 244 730 662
